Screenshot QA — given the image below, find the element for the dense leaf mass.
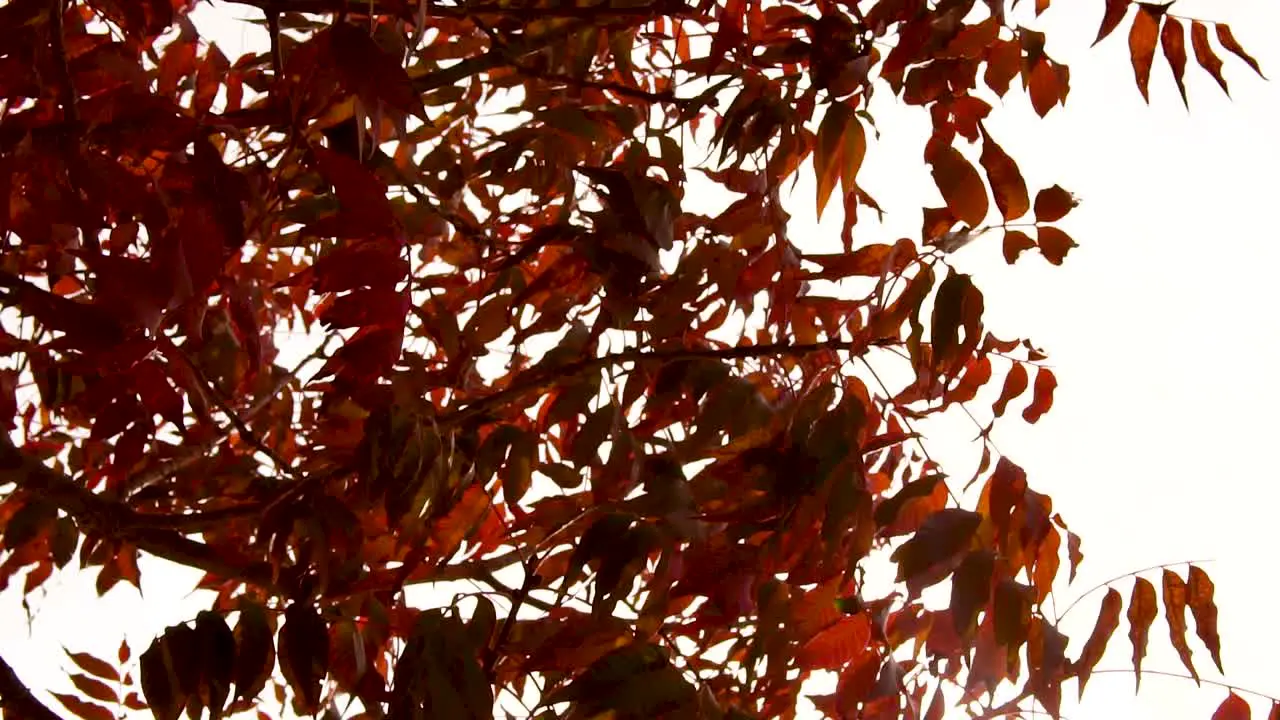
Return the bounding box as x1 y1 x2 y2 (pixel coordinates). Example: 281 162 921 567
0 0 1267 717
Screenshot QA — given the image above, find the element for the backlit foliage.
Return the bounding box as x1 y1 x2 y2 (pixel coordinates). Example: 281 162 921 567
0 0 1268 717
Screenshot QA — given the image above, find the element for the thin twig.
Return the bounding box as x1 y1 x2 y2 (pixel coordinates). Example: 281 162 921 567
1087 668 1280 704
1054 558 1214 624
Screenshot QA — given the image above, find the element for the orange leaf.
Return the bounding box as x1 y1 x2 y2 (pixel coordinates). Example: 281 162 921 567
1191 21 1230 95
1075 587 1122 697
992 362 1028 418
1216 24 1265 78
979 133 1029 222
1213 693 1252 720
1161 569 1199 683
797 615 872 670
1027 58 1063 118
929 146 989 227
1160 17 1188 107
1022 367 1056 423
1094 0 1131 46
815 102 855 219
1187 565 1224 673
1128 5 1162 102
1127 577 1158 690
1033 185 1077 222
1269 701 1279 720
1003 229 1036 264
803 239 916 281
1037 226 1077 266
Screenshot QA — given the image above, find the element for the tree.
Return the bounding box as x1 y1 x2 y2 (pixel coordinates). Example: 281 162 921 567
0 0 1268 716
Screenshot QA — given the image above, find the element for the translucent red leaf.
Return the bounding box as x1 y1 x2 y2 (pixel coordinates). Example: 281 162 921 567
1269 701 1280 720
797 615 872 670
1033 185 1077 222
1213 693 1252 720
979 133 1029 222
1037 226 1077 266
1160 17 1189 107
992 362 1028 418
312 147 396 233
1187 565 1224 673
1021 367 1057 424
329 23 428 120
1216 24 1264 78
1161 569 1200 683
1191 22 1230 95
1128 5 1161 102
1027 58 1063 118
929 146 989 227
1094 0 1131 46
803 239 916 281
1075 587 1122 697
1003 229 1036 264
814 102 863 219
1127 576 1158 690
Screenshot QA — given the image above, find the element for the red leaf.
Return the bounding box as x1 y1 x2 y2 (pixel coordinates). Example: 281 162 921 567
929 146 989 227
1037 226 1077 266
979 133 1029 222
52 693 116 720
1216 24 1264 78
1161 569 1199 683
1094 0 1131 46
803 239 916 281
1213 693 1252 720
1021 367 1057 424
1127 577 1158 690
814 103 864 219
1027 58 1064 118
70 673 119 704
312 147 396 233
1075 587 1122 697
1190 22 1229 95
329 23 427 120
1002 229 1036 264
1160 17 1189 107
1033 185 1077 222
1187 565 1224 673
992 363 1028 418
1128 5 1162 102
797 615 872 670
66 651 119 683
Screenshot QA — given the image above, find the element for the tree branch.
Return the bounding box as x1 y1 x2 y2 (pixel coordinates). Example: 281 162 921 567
0 652 63 720
0 434 289 595
440 334 869 428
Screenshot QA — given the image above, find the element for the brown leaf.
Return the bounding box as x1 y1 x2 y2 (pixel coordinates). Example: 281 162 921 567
53 693 116 720
66 652 119 683
70 674 118 704
979 133 1030 222
1213 693 1251 720
803 239 916 281
1160 17 1189 107
1191 21 1230 95
1161 570 1200 683
992 363 1028 418
1216 24 1265 78
278 603 329 715
1027 58 1063 118
1037 226 1077 266
1187 565 1224 673
1033 185 1077 222
1003 229 1036 264
1128 5 1162 102
1021 367 1057 424
891 509 982 591
329 23 427 120
1095 0 1131 46
1075 587 1122 697
929 145 989 227
1127 577 1158 690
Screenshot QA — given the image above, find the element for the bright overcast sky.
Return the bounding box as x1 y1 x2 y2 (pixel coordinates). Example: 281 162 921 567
2 1 1277 718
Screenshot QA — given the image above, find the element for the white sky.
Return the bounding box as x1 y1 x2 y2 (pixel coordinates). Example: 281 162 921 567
2 1 1278 718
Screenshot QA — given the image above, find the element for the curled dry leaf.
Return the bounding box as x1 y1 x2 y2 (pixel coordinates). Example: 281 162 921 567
1191 21 1230 95
1161 569 1200 684
1075 587 1122 697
